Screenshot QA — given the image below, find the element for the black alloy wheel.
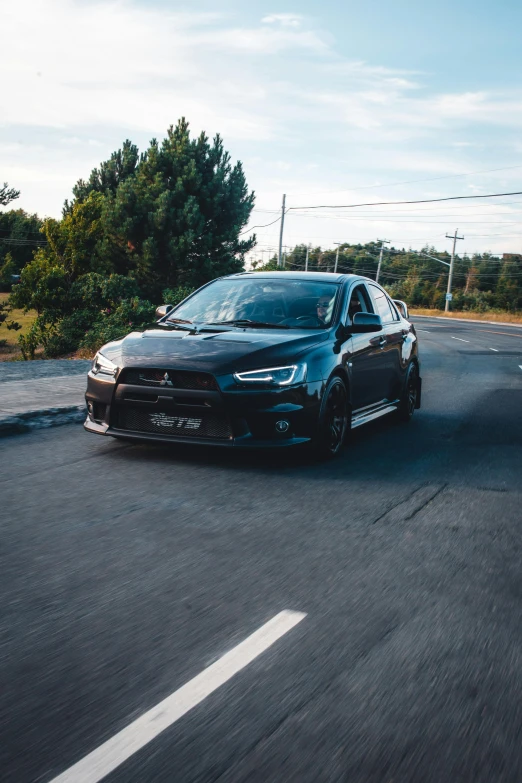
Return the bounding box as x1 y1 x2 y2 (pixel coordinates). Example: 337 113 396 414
397 362 418 423
313 376 349 459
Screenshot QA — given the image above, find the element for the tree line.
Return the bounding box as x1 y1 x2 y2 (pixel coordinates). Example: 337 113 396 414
252 243 522 312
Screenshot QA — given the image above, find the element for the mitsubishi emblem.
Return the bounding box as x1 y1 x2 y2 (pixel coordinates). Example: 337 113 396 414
160 372 173 387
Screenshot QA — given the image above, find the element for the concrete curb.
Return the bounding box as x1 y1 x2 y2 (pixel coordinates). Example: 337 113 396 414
0 405 86 437
411 314 522 328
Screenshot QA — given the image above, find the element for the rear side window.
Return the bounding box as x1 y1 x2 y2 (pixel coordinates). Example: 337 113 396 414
385 296 400 321
368 284 396 323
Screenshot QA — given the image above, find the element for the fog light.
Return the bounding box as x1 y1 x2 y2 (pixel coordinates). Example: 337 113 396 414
275 419 290 433
88 401 107 422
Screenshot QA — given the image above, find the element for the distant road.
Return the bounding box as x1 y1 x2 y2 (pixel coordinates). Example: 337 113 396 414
1 317 521 783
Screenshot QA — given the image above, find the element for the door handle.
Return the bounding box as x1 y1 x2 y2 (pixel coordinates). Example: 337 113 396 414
378 336 387 348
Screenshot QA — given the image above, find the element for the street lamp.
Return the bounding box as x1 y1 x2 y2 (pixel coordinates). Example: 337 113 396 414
417 251 450 268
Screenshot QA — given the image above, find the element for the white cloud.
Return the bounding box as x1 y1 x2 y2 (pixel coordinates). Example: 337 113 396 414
262 13 303 27
1 0 522 253
0 1 328 141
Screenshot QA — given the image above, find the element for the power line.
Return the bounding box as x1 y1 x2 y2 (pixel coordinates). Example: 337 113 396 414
0 229 44 237
238 214 283 235
287 190 522 211
288 210 522 220
0 237 47 245
279 215 522 224
292 200 522 215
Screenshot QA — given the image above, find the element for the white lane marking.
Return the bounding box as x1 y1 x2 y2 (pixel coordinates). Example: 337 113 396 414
416 329 430 333
49 610 307 783
450 336 470 343
489 348 499 352
519 365 522 371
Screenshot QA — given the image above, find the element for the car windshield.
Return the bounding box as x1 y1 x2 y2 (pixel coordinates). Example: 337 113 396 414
166 278 341 329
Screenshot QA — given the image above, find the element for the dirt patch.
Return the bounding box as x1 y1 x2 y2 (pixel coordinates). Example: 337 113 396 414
411 308 522 324
0 292 38 361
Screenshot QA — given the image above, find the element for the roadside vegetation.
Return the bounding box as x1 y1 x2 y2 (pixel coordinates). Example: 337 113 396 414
253 244 522 314
1 128 521 360
2 119 254 359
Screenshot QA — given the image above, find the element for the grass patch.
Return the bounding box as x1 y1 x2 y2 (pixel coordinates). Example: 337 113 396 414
410 308 522 325
0 292 38 361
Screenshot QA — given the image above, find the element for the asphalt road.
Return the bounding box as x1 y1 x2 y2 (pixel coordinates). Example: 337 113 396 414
1 316 522 783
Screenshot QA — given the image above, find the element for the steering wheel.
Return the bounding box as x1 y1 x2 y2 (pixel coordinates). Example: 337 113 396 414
296 315 323 326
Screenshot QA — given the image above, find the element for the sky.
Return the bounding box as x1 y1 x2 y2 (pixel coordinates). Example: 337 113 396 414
1 0 522 260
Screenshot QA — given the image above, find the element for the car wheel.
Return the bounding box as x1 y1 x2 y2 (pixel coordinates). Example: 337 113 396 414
312 376 349 459
397 362 418 423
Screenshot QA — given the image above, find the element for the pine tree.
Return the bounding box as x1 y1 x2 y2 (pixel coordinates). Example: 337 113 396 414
103 119 255 297
495 259 522 311
0 182 20 206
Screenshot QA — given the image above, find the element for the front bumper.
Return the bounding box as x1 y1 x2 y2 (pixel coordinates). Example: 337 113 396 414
84 369 323 448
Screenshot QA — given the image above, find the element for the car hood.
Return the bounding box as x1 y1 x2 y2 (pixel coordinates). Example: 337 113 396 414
104 327 329 375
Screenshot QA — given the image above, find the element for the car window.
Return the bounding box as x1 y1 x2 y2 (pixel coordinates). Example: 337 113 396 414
346 284 374 322
386 296 400 321
167 278 341 329
368 284 395 324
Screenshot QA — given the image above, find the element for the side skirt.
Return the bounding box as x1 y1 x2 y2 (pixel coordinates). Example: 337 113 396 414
351 399 399 429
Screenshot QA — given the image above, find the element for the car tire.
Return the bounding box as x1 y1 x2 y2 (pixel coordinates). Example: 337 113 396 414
396 362 419 423
312 376 349 459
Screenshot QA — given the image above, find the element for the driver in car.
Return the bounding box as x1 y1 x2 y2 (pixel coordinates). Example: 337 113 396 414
316 295 333 324
279 292 334 327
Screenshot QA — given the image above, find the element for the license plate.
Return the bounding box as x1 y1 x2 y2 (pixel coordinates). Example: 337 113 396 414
149 412 202 430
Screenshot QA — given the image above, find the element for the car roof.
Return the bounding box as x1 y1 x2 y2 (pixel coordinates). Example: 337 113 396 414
225 271 360 283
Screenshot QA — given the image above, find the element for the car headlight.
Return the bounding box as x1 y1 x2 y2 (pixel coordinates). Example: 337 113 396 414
91 352 118 379
233 363 307 386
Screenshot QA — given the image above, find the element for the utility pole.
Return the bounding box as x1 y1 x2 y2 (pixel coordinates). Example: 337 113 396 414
445 229 464 312
333 242 341 273
277 194 286 268
304 244 310 272
375 239 390 283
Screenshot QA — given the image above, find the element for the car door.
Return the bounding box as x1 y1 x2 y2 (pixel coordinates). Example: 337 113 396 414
345 283 390 409
367 284 404 401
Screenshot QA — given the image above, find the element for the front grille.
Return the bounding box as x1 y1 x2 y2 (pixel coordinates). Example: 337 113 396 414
120 368 218 390
116 406 232 439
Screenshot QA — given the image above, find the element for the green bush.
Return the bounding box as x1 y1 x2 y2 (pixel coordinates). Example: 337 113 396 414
18 321 42 360
42 310 94 357
71 273 141 311
11 269 154 357
80 297 156 353
40 296 155 357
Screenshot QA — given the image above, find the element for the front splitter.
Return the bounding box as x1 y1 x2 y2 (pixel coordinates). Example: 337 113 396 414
84 418 310 449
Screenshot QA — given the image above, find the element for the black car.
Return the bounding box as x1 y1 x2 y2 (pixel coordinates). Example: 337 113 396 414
84 272 421 458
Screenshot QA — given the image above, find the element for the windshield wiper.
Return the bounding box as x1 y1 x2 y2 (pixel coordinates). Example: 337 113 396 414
162 317 196 332
207 319 290 329
162 319 233 334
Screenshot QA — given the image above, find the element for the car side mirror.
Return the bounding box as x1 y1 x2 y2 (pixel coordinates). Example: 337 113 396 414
350 312 383 333
155 304 173 320
393 299 409 319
